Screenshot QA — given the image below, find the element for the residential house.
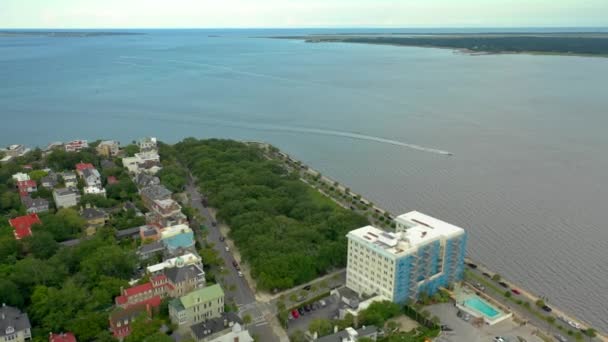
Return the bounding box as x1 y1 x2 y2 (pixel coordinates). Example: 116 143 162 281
2 144 29 158
40 173 59 189
12 173 30 183
80 206 108 235
100 159 117 170
0 304 32 342
48 332 76 342
16 180 37 197
122 151 162 175
140 185 172 209
59 172 78 188
115 226 142 240
136 241 165 260
138 137 157 152
169 284 224 330
21 196 49 214
81 168 102 188
8 213 41 240
115 275 173 309
83 186 106 197
189 313 248 342
45 142 63 152
164 260 205 297
146 253 202 275
160 224 195 255
96 140 120 157
146 199 187 228
53 188 81 208
315 326 378 342
134 173 160 189
109 296 161 339
140 225 160 241
64 140 88 152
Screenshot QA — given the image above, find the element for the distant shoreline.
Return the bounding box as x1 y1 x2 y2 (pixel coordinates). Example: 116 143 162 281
270 34 608 58
0 31 143 37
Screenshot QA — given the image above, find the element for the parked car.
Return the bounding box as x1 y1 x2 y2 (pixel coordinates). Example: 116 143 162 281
542 305 552 313
319 300 327 307
298 307 305 315
473 282 486 291
291 310 299 319
225 246 230 252
466 263 478 269
219 236 225 242
238 271 243 277
441 325 453 332
493 337 506 342
511 289 521 295
303 285 312 291
212 221 217 227
483 272 491 278
201 198 208 207
498 281 509 288
232 260 238 267
554 334 568 342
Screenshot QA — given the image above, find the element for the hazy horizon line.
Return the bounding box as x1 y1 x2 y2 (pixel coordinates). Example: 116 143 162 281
2 25 608 30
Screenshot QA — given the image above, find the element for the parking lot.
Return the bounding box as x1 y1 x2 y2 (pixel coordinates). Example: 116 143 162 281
285 295 341 334
428 303 545 342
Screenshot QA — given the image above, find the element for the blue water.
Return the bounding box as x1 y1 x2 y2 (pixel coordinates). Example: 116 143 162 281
465 297 500 318
1 29 608 331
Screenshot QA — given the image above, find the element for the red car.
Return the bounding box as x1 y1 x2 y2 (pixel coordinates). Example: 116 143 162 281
291 309 299 319
511 289 521 295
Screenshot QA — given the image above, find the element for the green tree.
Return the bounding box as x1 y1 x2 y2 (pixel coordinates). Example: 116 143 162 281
359 301 401 327
80 245 136 280
125 315 162 342
28 170 48 182
535 299 545 308
492 274 501 281
0 279 24 307
289 330 308 342
23 231 59 259
308 318 333 337
243 314 252 326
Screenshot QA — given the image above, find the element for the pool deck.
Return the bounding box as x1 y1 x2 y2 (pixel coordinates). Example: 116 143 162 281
454 284 512 325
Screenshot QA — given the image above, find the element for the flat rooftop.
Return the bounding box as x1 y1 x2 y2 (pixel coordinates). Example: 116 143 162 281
348 211 465 256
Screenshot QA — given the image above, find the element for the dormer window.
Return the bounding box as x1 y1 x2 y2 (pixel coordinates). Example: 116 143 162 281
6 326 15 334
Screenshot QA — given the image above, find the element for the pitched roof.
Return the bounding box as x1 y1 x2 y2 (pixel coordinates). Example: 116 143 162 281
21 196 49 209
316 326 378 342
80 207 106 220
190 312 242 340
0 305 32 337
110 295 162 323
49 332 76 342
140 185 172 201
54 187 79 196
164 264 203 284
8 213 41 239
75 163 94 171
179 284 223 309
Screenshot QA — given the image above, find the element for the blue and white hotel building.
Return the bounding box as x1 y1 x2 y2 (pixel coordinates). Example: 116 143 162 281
346 211 467 303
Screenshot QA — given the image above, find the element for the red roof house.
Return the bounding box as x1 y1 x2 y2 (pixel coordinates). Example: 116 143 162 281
49 332 77 342
115 275 172 308
109 296 162 339
75 162 95 172
8 213 42 239
16 179 37 197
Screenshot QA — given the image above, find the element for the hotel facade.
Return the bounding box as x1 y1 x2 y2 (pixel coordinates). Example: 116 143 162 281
346 211 467 303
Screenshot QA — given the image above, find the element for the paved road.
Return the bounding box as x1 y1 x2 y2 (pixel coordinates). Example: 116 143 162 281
185 174 282 342
465 264 601 342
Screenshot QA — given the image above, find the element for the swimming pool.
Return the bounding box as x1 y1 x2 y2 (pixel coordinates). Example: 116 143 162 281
464 297 500 318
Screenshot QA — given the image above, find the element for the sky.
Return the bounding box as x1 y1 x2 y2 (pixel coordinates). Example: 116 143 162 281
0 0 607 29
